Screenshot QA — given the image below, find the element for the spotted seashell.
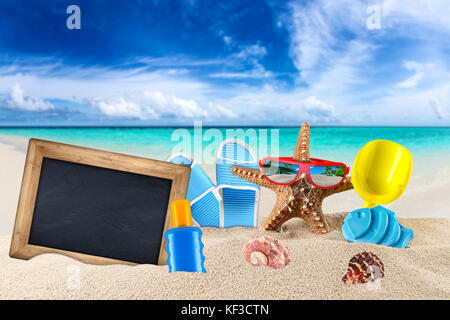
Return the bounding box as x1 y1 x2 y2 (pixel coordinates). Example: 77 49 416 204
342 251 385 284
243 236 290 269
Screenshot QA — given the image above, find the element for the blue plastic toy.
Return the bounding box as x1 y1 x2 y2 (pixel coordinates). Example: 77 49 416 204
342 205 414 248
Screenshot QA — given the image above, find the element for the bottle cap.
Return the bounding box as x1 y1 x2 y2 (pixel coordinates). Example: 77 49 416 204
170 199 193 228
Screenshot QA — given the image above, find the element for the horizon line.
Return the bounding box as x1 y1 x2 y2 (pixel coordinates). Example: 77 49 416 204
0 125 449 129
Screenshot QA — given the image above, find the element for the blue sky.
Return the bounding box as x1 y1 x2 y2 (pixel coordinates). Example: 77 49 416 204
0 0 449 126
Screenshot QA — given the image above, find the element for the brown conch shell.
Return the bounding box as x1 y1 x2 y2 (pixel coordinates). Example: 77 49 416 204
243 236 290 269
342 251 385 284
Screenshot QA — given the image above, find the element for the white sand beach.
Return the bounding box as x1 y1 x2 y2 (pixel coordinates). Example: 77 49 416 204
0 214 449 300
0 136 449 300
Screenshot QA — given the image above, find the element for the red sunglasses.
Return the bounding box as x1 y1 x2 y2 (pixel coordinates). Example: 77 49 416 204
259 157 350 189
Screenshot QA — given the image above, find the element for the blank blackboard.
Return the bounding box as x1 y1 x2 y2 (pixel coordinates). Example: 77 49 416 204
10 139 190 265
29 158 172 264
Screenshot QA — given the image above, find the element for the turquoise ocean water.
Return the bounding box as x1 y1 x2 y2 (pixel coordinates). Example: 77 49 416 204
0 127 449 179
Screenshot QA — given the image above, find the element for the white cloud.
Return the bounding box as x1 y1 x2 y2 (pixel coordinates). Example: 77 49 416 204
208 102 236 119
1 8 449 128
233 44 267 60
302 96 336 122
277 0 450 125
0 63 208 103
142 91 207 118
396 72 423 89
285 0 368 82
209 64 273 79
223 36 232 46
91 98 145 119
210 43 273 79
283 0 449 88
381 0 450 33
284 0 450 83
308 40 375 95
6 84 53 111
91 90 235 120
0 61 240 122
213 87 337 124
396 61 435 89
364 82 450 123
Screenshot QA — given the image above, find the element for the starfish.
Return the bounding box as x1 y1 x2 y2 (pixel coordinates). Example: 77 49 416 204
231 122 354 234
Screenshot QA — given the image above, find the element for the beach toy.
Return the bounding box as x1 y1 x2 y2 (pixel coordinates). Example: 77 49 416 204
167 153 221 227
342 206 414 248
216 139 260 228
343 139 414 248
231 122 354 234
243 236 290 269
164 199 206 273
351 139 413 208
342 251 384 285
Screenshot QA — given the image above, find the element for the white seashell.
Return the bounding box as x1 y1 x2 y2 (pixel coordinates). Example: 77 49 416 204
249 251 268 266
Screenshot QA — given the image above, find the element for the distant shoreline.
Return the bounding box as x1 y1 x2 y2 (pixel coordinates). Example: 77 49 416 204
0 125 450 129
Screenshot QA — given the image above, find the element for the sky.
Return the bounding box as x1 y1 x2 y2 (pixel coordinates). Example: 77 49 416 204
0 0 449 126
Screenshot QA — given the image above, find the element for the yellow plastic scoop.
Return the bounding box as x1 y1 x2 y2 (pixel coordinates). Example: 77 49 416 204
351 140 413 208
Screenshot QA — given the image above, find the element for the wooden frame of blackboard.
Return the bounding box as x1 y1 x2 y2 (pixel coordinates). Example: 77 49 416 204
9 138 190 265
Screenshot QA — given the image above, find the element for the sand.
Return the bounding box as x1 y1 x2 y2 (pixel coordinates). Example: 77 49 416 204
0 136 449 300
0 136 27 234
0 214 449 300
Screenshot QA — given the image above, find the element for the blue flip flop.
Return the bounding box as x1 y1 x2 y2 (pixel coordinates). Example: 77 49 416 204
167 153 221 227
216 139 260 228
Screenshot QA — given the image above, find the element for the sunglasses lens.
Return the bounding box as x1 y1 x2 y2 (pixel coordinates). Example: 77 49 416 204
262 160 299 184
309 165 346 187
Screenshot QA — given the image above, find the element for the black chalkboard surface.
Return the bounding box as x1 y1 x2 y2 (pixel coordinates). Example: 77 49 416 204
10 139 190 265
29 158 172 264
